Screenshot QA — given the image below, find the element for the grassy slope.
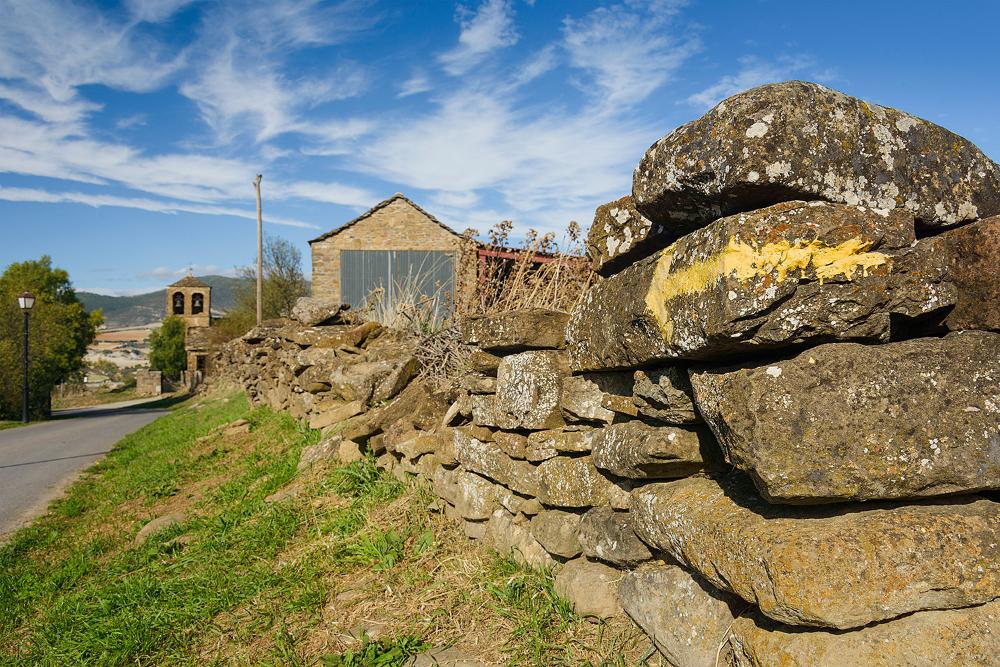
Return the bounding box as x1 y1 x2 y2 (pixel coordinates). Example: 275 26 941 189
0 389 657 667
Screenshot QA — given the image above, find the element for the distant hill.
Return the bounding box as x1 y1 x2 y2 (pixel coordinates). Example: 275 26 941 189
79 275 246 328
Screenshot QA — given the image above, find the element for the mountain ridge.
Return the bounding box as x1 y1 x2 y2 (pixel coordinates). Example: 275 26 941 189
79 275 245 328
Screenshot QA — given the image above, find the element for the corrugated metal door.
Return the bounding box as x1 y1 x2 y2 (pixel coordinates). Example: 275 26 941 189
340 249 455 311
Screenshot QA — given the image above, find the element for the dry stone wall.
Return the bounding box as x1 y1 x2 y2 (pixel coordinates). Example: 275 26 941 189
221 80 999 666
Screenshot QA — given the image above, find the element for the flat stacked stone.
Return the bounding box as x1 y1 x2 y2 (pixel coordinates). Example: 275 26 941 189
690 331 1000 502
631 475 1000 629
585 195 663 276
567 201 953 369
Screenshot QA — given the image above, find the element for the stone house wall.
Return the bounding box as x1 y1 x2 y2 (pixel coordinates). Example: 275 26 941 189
311 197 466 303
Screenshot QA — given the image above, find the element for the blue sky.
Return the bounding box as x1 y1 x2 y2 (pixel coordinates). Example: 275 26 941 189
1 0 998 295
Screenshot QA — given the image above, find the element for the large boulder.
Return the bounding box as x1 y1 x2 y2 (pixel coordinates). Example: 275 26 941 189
690 331 1000 502
727 599 1000 667
566 201 954 369
460 309 570 352
577 507 652 567
633 81 1000 240
493 350 569 430
591 421 720 479
631 475 1000 629
619 564 742 667
586 195 663 276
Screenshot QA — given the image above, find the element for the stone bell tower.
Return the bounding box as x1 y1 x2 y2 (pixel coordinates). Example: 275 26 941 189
165 274 212 329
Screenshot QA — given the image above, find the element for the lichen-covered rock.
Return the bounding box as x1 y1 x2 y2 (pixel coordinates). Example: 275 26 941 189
453 428 540 497
560 373 635 424
290 296 349 327
525 427 596 462
921 215 1000 332
529 509 583 558
554 559 623 618
634 81 1000 237
308 399 364 430
432 467 501 521
536 456 621 508
620 564 742 667
486 508 555 569
591 421 720 479
578 507 652 567
632 367 700 424
631 475 1000 629
586 195 664 276
460 309 570 352
494 350 569 429
690 331 1000 503
567 201 954 369
727 599 1000 667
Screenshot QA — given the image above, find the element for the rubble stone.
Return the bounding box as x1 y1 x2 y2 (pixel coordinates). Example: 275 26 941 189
591 421 720 479
529 509 583 558
494 351 569 430
554 559 623 619
460 309 570 352
586 195 663 276
577 507 652 567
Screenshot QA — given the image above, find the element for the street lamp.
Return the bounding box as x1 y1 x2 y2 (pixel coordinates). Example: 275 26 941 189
18 291 35 423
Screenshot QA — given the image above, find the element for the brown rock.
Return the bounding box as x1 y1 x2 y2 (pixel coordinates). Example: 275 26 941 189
925 215 1000 332
578 507 652 567
529 509 583 558
135 512 185 544
586 195 663 276
619 564 742 667
467 349 502 373
290 297 349 327
453 428 540 497
493 431 528 460
591 421 720 479
560 373 634 424
494 350 569 430
554 559 623 619
525 427 596 462
370 356 420 404
486 508 556 569
689 331 1000 502
433 467 501 521
460 309 570 352
567 201 954 369
634 81 1000 237
632 367 700 424
727 599 1000 667
536 456 618 508
309 400 364 430
631 475 1000 629
298 435 343 471
337 439 364 464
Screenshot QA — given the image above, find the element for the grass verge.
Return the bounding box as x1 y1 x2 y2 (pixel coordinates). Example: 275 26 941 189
1 387 659 666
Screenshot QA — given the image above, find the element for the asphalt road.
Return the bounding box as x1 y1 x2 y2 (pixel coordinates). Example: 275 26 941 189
0 400 167 539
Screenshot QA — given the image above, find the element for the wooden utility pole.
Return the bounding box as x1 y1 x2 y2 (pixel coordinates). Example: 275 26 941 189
253 174 263 326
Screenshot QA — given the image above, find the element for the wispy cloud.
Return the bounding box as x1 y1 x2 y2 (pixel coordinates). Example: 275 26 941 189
686 54 832 108
562 0 700 110
0 185 320 229
140 264 239 281
439 0 519 76
398 71 433 98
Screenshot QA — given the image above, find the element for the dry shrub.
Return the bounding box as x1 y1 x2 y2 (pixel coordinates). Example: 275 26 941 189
456 219 596 318
358 272 451 336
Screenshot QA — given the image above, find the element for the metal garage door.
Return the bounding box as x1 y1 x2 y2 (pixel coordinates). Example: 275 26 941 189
340 249 455 313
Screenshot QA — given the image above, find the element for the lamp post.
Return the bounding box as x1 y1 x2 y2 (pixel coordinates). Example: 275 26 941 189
17 291 35 423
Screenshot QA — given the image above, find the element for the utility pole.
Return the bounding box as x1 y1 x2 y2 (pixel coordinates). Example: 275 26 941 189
253 174 263 326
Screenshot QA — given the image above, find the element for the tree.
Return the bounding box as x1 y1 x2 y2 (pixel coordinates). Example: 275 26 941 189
148 316 187 379
216 235 308 337
0 257 102 419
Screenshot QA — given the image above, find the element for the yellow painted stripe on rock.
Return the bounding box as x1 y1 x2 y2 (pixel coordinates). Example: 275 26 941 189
644 236 892 343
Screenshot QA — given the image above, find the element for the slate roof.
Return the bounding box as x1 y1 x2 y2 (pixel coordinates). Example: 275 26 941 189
308 193 461 244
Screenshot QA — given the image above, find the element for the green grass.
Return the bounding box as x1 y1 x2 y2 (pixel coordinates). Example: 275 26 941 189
1 389 657 666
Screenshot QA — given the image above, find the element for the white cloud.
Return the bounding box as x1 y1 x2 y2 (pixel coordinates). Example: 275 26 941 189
139 264 239 281
270 180 376 208
398 71 433 98
125 0 196 23
686 55 821 108
562 0 699 109
0 185 319 229
439 0 519 76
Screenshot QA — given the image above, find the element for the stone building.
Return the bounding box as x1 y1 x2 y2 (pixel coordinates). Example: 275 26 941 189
310 194 471 309
166 275 212 329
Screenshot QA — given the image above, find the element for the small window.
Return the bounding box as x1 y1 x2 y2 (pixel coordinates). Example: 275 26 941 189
191 292 204 314
172 292 185 314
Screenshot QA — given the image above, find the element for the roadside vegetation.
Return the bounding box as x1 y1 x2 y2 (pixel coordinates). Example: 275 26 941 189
0 387 656 666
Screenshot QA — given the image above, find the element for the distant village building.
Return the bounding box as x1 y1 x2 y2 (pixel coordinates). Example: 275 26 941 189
165 274 220 383
309 193 470 310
